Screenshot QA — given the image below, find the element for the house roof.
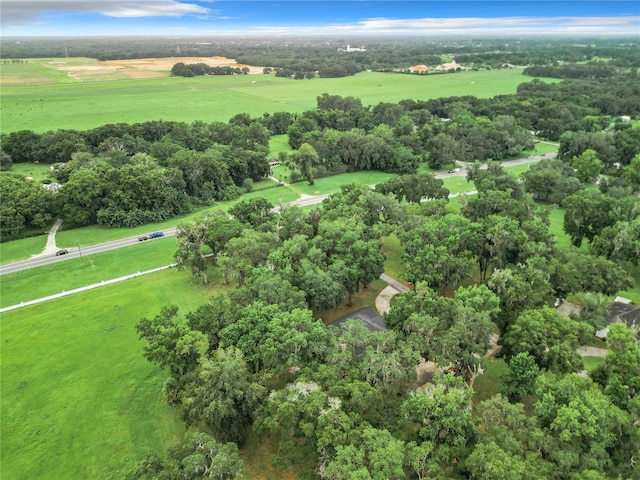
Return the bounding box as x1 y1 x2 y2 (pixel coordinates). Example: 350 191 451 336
330 306 387 332
598 298 640 338
606 300 640 328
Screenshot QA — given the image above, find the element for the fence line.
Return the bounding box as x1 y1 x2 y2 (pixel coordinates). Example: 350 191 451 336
0 264 176 313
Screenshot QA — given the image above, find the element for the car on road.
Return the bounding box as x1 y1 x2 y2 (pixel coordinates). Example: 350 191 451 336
139 231 164 241
448 168 461 173
55 249 69 256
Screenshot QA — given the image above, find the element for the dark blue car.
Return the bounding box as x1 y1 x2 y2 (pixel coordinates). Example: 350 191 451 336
150 231 164 239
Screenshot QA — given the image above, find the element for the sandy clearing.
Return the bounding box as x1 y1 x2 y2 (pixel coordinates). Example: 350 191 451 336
43 56 266 82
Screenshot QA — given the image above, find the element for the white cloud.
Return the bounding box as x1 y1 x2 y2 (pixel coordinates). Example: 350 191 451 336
248 15 640 36
1 0 210 27
357 15 640 31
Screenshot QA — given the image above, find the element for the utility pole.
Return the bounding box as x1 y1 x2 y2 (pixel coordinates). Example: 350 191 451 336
76 240 84 264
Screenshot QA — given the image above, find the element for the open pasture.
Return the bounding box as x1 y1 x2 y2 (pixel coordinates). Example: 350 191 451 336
1 67 547 133
0 238 177 308
0 268 218 479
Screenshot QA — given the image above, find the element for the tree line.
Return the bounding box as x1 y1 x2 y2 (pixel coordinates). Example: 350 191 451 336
171 62 250 77
0 116 272 235
3 36 638 72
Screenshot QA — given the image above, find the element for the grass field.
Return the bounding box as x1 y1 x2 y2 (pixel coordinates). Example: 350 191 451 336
617 265 640 304
472 358 508 406
582 356 605 372
0 238 177 308
0 268 217 480
382 234 406 281
6 162 52 182
1 235 50 264
267 134 293 158
1 68 552 134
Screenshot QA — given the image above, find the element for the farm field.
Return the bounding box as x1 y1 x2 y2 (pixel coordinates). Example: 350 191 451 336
0 56 263 87
0 65 555 133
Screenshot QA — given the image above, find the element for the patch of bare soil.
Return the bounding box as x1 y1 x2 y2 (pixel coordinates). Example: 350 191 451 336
557 301 582 318
415 359 438 393
49 56 265 81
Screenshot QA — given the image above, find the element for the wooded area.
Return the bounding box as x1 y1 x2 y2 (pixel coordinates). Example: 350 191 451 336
133 167 639 479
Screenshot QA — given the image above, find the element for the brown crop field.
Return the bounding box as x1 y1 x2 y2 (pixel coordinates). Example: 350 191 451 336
0 56 264 86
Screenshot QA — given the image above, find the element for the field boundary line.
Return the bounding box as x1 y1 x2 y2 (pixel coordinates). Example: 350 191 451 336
0 263 176 313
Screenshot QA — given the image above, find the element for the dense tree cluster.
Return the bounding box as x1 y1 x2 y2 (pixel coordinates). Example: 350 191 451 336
135 177 638 479
276 92 538 183
171 62 249 77
138 135 636 479
0 172 57 237
127 432 243 480
174 184 391 305
0 118 273 233
524 61 630 79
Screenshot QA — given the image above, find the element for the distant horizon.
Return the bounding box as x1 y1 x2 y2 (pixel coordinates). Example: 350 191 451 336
1 1 639 37
3 32 640 39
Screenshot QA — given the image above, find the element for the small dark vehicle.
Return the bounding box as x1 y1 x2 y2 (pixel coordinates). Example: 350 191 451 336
55 249 69 256
139 231 164 241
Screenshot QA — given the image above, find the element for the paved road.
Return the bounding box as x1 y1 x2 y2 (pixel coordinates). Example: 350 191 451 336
0 227 178 275
0 153 552 276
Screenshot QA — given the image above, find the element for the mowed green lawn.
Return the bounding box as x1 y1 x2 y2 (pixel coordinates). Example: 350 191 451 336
0 238 178 308
1 68 549 133
1 268 216 480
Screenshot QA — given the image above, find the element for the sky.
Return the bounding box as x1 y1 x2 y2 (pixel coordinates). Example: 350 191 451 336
1 1 639 37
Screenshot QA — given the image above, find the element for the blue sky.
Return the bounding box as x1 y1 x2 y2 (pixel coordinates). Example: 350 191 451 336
1 1 639 37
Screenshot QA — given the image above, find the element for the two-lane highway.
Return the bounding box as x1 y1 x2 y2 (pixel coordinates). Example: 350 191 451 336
0 227 178 275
